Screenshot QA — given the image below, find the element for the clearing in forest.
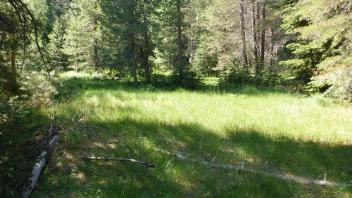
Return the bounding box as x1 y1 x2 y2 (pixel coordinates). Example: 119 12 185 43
33 75 352 197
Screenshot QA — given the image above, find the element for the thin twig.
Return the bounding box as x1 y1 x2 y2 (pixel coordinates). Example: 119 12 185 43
48 111 56 139
82 156 155 168
8 0 51 78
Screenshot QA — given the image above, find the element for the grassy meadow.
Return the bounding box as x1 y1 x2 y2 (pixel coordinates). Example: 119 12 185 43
33 74 352 197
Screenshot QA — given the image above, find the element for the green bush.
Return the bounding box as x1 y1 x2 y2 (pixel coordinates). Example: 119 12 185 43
0 94 27 128
324 69 352 102
224 68 252 85
170 70 201 89
20 72 58 107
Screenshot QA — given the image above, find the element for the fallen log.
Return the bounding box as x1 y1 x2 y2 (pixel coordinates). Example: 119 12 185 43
46 111 56 142
176 152 350 187
48 135 59 148
82 156 155 168
22 113 59 198
22 152 47 198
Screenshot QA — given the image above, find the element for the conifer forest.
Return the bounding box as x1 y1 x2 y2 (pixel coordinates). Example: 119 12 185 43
1 0 352 197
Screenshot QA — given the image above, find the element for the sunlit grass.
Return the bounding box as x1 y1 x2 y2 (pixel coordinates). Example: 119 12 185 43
34 75 352 197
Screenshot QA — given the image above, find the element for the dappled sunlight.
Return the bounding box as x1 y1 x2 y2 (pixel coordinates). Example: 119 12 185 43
33 77 352 197
226 131 352 181
71 171 86 183
87 142 118 150
55 78 352 144
3 0 352 196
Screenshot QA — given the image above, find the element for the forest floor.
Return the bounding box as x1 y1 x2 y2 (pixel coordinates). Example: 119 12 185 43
32 73 352 197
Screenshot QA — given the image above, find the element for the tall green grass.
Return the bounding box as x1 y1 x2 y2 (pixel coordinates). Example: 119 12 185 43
34 75 352 197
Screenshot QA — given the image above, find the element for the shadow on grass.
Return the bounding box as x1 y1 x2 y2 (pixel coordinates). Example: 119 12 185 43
36 115 352 197
0 108 51 197
35 77 351 197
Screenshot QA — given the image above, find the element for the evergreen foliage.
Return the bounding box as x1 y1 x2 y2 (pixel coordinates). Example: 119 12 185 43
281 0 352 100
47 18 69 71
1 0 352 196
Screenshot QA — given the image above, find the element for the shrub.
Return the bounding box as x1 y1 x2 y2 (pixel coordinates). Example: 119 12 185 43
223 66 255 85
170 70 201 89
20 72 58 107
324 69 352 102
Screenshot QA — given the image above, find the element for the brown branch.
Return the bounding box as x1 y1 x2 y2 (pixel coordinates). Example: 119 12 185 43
82 156 155 168
22 135 60 198
176 152 351 187
7 0 51 78
22 112 59 198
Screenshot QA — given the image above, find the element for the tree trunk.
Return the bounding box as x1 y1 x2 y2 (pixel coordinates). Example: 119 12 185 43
260 2 266 74
142 2 151 83
9 50 18 93
128 1 138 83
269 24 274 73
92 16 99 71
176 0 184 77
240 0 248 70
130 32 137 83
6 35 18 94
251 0 258 67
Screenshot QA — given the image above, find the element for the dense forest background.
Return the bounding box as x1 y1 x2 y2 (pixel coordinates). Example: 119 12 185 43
1 0 351 99
1 0 352 196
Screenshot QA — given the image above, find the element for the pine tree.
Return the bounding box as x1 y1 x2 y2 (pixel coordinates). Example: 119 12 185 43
281 0 352 100
101 0 140 82
48 18 69 70
63 0 102 71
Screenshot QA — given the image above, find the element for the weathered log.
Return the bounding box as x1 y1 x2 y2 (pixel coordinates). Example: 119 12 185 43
48 135 59 148
22 151 47 198
176 152 350 187
22 134 60 198
22 111 59 198
48 112 56 139
82 156 155 168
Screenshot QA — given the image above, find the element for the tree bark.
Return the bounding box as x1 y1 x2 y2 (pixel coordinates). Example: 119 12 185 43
130 32 137 83
260 2 266 74
142 1 151 83
128 0 138 83
251 0 258 67
9 50 18 92
92 16 99 71
240 0 248 70
176 0 184 77
7 35 18 94
269 24 274 73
